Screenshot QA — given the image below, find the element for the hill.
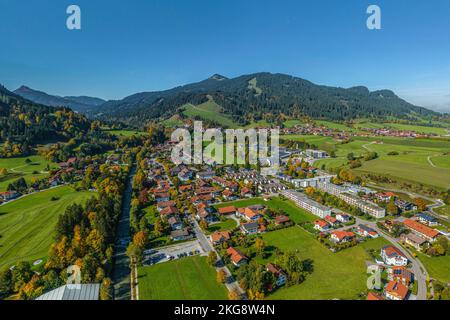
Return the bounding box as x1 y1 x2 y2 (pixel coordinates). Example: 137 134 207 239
14 86 105 113
94 72 439 126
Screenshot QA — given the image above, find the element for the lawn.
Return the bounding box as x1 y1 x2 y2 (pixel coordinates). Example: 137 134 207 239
137 256 228 300
0 155 58 191
415 252 450 284
259 227 391 300
0 186 95 269
207 219 238 234
214 197 316 224
104 129 147 137
434 205 450 219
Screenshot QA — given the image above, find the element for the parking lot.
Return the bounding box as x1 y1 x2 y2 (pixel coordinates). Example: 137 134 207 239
143 240 204 266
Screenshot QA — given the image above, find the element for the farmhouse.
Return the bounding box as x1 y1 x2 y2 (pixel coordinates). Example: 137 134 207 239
403 219 440 242
227 247 247 267
381 246 408 266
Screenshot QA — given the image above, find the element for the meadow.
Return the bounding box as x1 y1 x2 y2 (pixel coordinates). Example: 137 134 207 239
0 186 95 269
0 155 58 191
137 256 228 300
104 129 147 137
182 96 237 128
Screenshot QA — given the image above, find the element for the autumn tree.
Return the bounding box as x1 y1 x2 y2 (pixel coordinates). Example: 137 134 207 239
207 251 218 266
216 270 227 284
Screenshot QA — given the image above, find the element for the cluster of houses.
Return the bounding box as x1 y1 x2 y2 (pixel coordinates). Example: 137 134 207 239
0 190 21 204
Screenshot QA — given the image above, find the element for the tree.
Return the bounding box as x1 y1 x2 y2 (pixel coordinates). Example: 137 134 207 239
133 231 148 249
216 270 227 284
207 251 218 266
0 267 13 298
347 152 355 161
199 219 209 231
255 238 266 255
126 243 143 266
228 288 241 300
386 201 400 215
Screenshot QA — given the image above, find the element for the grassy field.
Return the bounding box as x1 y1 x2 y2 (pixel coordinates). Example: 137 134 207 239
415 252 450 283
0 186 95 269
434 205 450 218
0 155 58 192
182 96 237 128
214 197 316 224
137 256 228 300
353 122 449 136
259 227 390 300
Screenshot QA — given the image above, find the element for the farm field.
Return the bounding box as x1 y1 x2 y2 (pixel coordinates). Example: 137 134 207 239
260 227 390 300
353 122 449 136
0 186 95 269
434 205 450 218
415 252 450 284
137 256 228 300
214 196 317 224
0 155 58 192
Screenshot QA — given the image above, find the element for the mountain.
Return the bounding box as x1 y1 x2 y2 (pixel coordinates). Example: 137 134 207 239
0 85 90 155
14 86 105 113
95 72 438 126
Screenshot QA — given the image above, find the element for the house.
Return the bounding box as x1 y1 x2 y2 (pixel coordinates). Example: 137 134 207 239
400 233 428 251
210 231 231 245
170 228 193 241
355 224 379 238
196 171 215 180
218 206 237 216
178 168 193 181
241 187 253 198
266 263 287 288
160 206 179 219
381 246 408 266
157 200 176 211
274 215 290 226
336 213 351 223
416 213 438 227
178 185 193 193
154 192 170 203
227 247 247 267
394 199 417 212
222 189 237 201
385 280 409 300
330 230 355 243
375 192 395 202
241 222 259 235
324 215 339 227
314 220 331 232
168 216 184 230
403 219 440 242
367 292 384 300
388 267 414 286
196 209 217 223
237 207 263 222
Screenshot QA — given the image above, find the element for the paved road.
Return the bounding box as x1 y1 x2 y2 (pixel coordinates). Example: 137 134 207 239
112 166 135 300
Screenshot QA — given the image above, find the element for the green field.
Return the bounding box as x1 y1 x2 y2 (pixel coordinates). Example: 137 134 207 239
207 219 238 234
182 96 237 128
0 186 95 269
434 205 450 218
137 256 228 300
0 155 58 192
283 134 450 190
354 122 449 136
260 227 390 300
104 129 147 137
214 197 316 224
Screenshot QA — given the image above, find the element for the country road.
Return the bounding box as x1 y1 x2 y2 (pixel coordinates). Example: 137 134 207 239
112 165 136 300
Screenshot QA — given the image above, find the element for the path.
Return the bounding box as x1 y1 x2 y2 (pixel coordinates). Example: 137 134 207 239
427 155 437 168
362 141 377 152
112 165 136 300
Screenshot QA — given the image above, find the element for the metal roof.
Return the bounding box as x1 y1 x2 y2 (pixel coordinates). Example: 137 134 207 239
35 284 100 300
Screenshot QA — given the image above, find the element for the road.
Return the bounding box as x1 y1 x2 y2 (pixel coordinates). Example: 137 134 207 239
189 217 246 298
112 165 136 300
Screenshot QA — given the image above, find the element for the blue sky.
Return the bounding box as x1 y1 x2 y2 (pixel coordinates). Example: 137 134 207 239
0 0 449 111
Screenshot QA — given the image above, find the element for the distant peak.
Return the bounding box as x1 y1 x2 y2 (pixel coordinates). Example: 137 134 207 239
16 85 32 91
209 74 228 81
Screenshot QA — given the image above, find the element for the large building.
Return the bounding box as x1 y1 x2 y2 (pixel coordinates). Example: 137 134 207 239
281 190 332 218
403 219 440 242
291 175 334 188
35 284 100 300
